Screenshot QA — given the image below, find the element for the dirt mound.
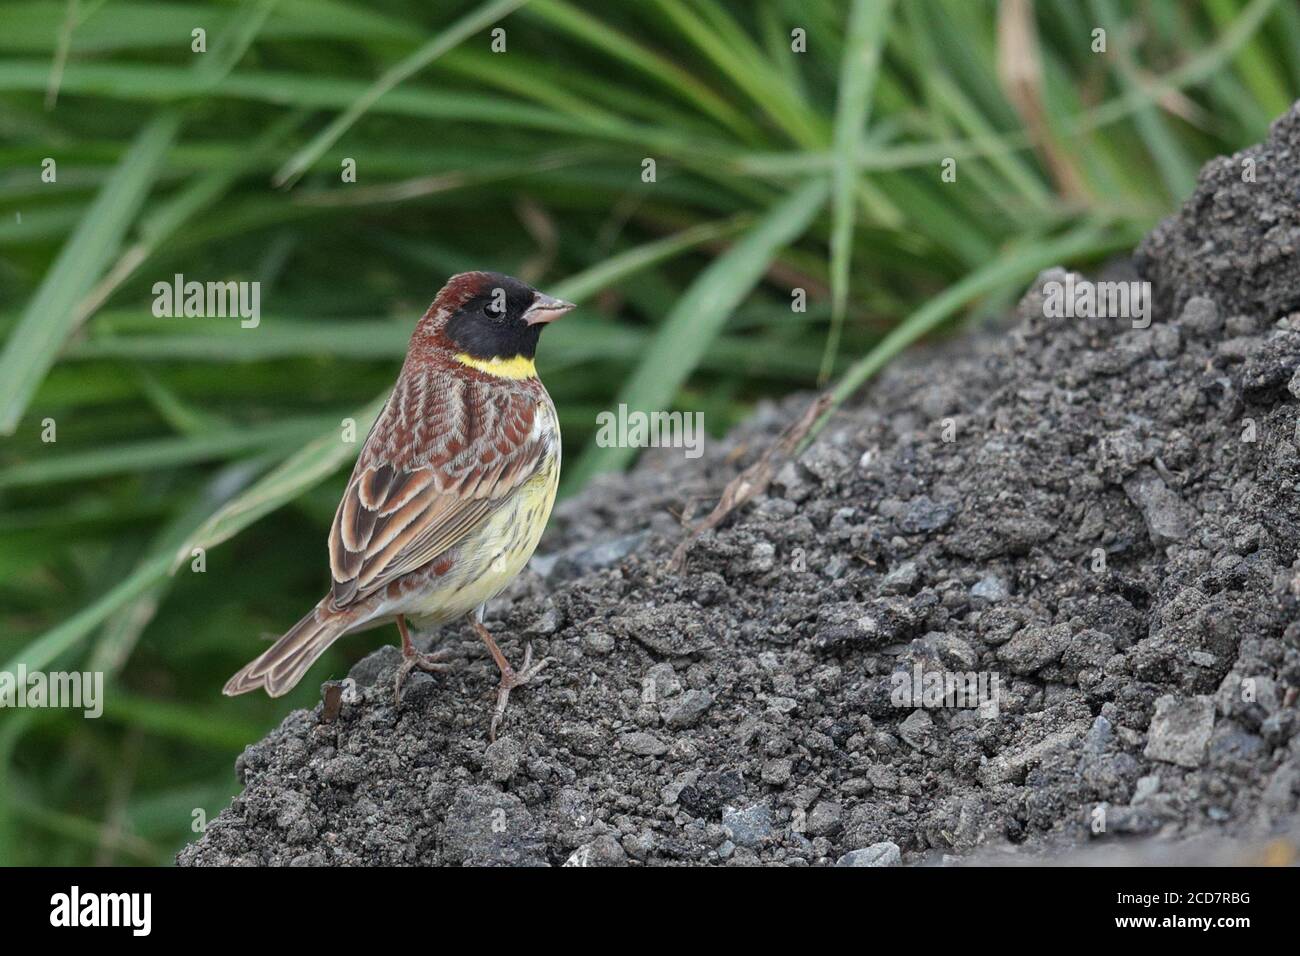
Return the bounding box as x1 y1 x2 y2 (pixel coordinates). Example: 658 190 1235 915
180 108 1300 867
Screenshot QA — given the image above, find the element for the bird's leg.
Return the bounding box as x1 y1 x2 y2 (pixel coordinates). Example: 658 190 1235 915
394 614 457 704
467 614 552 741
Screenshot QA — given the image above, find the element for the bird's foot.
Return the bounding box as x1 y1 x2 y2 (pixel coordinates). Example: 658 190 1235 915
490 642 552 742
394 646 458 706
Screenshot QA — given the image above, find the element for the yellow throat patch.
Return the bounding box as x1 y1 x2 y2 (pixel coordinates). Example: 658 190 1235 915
454 353 537 380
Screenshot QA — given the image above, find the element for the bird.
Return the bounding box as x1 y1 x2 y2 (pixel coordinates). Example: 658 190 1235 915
223 271 574 739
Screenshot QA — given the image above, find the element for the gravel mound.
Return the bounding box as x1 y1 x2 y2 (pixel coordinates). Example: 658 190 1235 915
180 108 1300 867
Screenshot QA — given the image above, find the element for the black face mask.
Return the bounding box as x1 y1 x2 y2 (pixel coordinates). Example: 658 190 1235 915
445 274 543 359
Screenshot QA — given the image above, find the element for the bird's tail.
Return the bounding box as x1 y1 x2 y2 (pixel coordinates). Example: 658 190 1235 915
223 600 357 698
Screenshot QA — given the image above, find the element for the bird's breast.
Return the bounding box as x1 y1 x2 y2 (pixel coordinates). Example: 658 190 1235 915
406 399 560 627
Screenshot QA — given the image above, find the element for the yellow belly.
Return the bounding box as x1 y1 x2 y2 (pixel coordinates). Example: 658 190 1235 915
407 450 560 628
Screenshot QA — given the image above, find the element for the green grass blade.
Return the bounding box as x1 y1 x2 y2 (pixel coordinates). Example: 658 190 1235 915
568 178 830 488
823 0 894 383
0 59 573 131
649 0 823 147
0 417 332 488
1068 0 1279 135
103 691 264 749
1204 0 1292 116
9 798 163 865
548 215 752 302
524 0 764 143
72 110 305 330
89 463 261 675
273 0 529 187
0 113 179 434
1092 0 1198 200
1 552 172 676
171 395 388 568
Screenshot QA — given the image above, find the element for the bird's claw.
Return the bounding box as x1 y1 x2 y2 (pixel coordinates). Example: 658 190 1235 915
489 642 553 741
394 647 458 706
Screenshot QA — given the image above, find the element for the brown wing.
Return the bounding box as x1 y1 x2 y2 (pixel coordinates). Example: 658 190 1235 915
327 369 551 607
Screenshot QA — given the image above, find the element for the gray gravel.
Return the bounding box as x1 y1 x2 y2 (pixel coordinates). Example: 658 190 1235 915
180 107 1300 867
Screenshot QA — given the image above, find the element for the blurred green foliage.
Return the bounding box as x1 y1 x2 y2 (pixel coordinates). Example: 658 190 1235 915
0 0 1293 864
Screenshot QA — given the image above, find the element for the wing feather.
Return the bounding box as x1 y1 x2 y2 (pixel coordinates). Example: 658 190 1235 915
327 369 552 609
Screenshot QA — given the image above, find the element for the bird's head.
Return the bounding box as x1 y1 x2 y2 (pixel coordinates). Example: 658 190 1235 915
416 272 574 378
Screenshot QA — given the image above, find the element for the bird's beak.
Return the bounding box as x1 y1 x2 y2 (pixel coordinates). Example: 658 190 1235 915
523 292 576 326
